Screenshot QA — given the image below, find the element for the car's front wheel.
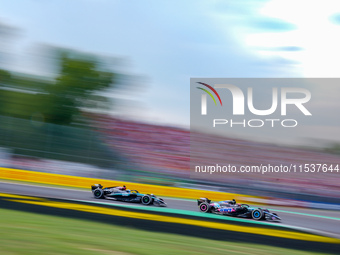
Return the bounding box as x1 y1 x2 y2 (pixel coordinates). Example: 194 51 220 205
141 195 153 205
93 188 104 199
251 209 263 220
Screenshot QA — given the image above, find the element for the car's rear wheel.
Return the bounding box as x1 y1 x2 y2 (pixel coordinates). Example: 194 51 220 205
199 202 210 213
252 209 263 220
142 195 153 205
93 188 104 199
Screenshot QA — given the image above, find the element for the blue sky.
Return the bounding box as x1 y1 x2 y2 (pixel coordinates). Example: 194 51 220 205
1 0 340 145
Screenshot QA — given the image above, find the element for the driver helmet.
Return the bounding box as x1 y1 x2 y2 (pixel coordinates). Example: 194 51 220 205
122 185 126 190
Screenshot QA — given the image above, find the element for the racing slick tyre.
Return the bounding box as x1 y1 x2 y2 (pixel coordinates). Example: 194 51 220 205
93 188 104 199
252 209 263 220
142 195 153 205
199 202 211 213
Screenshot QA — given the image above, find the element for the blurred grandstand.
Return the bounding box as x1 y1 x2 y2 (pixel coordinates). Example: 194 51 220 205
1 113 340 202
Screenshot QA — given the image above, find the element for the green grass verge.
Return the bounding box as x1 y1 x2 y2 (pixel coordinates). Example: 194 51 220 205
0 208 328 255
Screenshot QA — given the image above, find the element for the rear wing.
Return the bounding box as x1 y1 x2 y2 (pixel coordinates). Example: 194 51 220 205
197 197 211 205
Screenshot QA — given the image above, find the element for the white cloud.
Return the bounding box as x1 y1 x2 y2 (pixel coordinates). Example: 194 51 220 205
247 0 340 77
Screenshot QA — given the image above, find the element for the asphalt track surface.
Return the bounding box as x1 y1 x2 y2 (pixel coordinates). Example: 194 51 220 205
1 181 339 239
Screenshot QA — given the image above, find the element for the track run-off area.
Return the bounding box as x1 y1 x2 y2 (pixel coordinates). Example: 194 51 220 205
0 181 340 254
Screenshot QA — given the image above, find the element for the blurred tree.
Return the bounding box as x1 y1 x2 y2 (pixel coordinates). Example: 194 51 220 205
37 50 115 125
0 40 116 125
0 69 11 82
0 69 11 116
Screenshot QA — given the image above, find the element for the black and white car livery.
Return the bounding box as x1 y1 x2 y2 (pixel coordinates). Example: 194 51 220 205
91 184 167 206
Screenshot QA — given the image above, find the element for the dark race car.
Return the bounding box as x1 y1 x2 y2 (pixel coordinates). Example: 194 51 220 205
91 184 167 207
197 198 281 221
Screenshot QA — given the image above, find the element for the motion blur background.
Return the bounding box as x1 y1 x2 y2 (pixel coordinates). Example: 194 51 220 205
1 0 340 201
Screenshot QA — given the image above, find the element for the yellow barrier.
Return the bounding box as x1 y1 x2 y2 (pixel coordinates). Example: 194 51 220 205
0 167 261 203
